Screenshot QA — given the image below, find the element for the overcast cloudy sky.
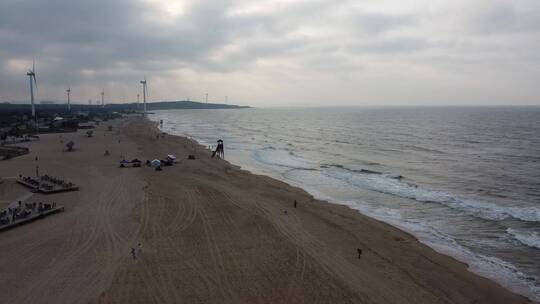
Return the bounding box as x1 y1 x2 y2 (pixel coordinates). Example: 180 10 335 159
0 0 539 107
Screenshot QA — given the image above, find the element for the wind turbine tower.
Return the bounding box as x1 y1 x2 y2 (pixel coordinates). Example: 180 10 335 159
140 78 147 114
101 89 105 108
26 62 38 131
205 93 208 104
66 88 71 112
137 93 140 109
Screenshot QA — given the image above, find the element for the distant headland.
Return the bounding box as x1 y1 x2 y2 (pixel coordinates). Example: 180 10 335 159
0 100 250 114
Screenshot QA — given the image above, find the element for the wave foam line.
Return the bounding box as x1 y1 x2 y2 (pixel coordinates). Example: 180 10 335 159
322 167 540 223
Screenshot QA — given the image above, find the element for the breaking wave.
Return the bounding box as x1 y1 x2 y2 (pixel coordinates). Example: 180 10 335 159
253 146 316 171
252 146 540 223
322 166 540 223
507 229 540 250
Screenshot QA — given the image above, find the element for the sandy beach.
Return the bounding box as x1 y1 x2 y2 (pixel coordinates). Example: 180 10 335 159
0 116 531 304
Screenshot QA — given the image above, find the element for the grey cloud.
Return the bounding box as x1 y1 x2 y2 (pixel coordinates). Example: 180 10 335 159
0 0 539 105
466 1 540 34
343 10 418 34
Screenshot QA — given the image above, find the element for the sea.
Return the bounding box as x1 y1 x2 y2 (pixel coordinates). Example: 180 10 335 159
149 106 540 301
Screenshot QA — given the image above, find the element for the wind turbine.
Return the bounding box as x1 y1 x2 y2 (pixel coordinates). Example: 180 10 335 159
225 96 228 105
205 93 208 104
26 61 38 132
101 89 105 108
140 77 147 114
66 88 71 112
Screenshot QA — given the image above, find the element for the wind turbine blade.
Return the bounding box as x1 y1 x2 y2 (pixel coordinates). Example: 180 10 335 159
32 60 37 91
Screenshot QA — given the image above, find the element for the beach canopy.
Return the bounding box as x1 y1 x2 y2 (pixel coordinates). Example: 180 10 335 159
150 159 162 168
167 154 176 160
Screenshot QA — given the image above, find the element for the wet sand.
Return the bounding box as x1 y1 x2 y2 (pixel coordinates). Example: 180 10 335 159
0 116 531 303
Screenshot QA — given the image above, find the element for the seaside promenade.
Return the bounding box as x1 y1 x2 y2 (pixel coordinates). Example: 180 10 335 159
0 116 530 304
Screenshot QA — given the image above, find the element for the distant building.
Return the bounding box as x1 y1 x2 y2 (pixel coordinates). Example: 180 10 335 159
40 101 55 104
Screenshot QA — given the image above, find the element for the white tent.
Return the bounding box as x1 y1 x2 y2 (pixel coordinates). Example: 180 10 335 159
150 159 162 168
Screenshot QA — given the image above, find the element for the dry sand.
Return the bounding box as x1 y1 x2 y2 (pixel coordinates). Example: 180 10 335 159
0 116 531 303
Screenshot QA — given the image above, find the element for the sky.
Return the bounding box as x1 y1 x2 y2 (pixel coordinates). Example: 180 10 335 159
0 0 539 107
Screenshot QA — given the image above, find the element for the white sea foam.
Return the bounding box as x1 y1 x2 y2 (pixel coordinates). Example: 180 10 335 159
253 147 316 171
249 144 540 223
507 229 540 250
322 166 540 223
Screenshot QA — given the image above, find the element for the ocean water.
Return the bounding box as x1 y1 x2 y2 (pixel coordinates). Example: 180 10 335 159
149 107 540 301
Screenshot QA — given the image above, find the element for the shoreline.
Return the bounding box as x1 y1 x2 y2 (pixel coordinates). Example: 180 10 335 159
133 116 529 303
0 116 532 303
150 114 538 302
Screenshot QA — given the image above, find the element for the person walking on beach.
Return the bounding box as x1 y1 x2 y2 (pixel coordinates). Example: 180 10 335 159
294 200 297 208
131 247 136 260
357 248 362 259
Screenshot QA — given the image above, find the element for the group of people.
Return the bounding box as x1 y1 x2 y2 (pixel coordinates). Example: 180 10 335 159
130 243 143 260
0 200 57 226
20 175 40 187
40 174 75 189
19 174 74 191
